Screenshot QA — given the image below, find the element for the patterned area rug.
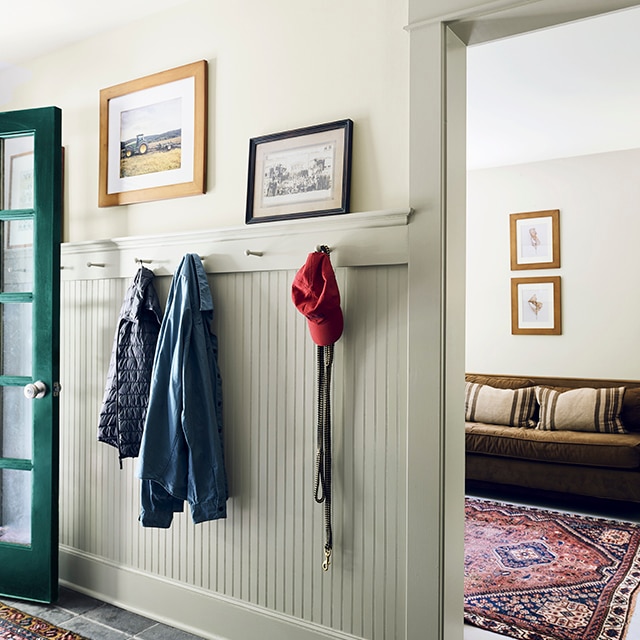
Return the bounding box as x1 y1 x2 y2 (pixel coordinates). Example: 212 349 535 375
0 602 87 639
465 497 640 640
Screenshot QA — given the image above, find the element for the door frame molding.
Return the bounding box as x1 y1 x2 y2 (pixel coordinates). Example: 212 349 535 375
406 1 640 638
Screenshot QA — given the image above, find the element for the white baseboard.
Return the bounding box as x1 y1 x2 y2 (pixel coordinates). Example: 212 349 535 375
59 546 361 640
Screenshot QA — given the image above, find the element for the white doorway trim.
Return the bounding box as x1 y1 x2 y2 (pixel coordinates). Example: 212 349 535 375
406 1 640 638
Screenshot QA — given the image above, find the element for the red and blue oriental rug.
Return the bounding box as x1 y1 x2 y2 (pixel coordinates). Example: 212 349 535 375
0 602 87 640
465 497 640 640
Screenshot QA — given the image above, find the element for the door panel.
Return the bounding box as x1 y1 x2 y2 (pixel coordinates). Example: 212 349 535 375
2 219 35 292
1 468 32 545
0 107 62 603
1 386 33 459
2 303 33 375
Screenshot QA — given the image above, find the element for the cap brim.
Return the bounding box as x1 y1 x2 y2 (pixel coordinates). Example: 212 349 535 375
307 308 344 346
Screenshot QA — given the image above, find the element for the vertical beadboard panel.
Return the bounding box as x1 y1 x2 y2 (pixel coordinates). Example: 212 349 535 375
59 263 407 640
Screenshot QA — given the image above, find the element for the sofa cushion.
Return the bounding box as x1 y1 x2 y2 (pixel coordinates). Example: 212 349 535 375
466 422 640 469
536 386 626 433
465 374 536 390
465 382 537 428
621 387 640 432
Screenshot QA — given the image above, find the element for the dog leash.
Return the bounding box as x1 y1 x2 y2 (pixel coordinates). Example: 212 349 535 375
314 342 334 571
313 244 334 571
291 244 340 572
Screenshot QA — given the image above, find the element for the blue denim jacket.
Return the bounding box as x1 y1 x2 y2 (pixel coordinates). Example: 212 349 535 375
137 254 228 527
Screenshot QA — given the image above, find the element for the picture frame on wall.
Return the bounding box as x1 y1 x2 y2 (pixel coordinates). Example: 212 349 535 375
509 209 560 270
245 119 353 224
6 220 33 249
9 151 34 210
511 276 562 335
5 149 34 250
99 60 207 207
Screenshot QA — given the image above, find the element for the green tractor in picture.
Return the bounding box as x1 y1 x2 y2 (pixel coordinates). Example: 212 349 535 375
122 133 148 158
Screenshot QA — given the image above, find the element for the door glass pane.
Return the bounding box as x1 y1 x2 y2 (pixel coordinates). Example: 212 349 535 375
1 303 32 376
0 468 31 546
1 220 34 293
1 386 32 459
2 136 35 210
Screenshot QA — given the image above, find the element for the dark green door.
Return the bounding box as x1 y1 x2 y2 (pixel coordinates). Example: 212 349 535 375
0 107 62 603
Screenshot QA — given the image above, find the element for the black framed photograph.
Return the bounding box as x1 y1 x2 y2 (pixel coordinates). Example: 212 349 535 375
245 119 353 224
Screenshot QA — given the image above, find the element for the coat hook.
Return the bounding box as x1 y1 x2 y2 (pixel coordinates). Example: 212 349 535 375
87 261 105 268
135 257 153 265
316 244 332 254
245 249 263 257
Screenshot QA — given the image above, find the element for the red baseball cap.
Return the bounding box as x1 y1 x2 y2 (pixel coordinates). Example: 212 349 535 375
291 251 343 346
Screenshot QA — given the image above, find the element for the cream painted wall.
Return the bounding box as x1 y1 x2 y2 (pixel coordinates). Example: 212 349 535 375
4 0 637 638
467 147 640 380
1 0 409 242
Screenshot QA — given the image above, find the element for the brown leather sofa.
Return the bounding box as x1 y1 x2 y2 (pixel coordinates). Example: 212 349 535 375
465 374 640 504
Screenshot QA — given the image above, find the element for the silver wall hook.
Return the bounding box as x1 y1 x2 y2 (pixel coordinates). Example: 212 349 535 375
245 249 264 257
86 261 105 268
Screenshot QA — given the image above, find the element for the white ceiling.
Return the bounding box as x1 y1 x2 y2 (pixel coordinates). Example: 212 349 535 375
0 0 191 67
1 2 638 170
467 6 640 169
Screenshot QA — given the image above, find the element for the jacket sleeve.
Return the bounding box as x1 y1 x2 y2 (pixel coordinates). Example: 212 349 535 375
137 274 191 492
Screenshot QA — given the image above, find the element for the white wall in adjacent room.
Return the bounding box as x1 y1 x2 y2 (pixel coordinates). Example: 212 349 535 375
466 147 640 379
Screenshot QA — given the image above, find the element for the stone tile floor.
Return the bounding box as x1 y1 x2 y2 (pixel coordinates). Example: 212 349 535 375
1 586 206 639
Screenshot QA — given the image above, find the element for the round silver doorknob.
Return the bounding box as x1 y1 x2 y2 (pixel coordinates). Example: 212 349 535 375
24 381 47 399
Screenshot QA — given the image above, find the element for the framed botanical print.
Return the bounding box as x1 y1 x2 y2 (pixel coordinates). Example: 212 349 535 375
511 276 562 335
510 209 560 270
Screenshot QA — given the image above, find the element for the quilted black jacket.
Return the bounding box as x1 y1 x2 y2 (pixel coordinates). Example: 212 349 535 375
98 266 163 463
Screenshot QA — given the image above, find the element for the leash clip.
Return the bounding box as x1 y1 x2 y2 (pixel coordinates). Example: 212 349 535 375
322 547 332 571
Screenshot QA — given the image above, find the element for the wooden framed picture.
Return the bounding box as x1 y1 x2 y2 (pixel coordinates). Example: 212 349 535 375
6 220 33 249
9 151 34 210
511 276 561 335
245 119 353 224
99 60 207 207
509 209 560 270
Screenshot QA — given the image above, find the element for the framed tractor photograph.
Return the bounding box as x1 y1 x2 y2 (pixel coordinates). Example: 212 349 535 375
99 60 207 206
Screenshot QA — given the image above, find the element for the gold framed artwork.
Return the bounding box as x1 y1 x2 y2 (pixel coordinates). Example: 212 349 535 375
99 60 207 207
509 209 560 270
511 276 562 335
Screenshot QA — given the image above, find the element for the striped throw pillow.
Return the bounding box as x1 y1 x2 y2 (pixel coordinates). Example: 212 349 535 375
465 382 537 428
535 386 626 433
